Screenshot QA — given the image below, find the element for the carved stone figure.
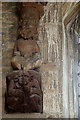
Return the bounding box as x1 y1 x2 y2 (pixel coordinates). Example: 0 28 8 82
11 39 42 70
11 2 44 70
17 2 44 40
6 2 47 113
6 70 42 113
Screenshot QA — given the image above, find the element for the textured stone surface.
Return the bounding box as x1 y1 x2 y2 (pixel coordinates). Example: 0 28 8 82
11 38 42 70
2 2 63 117
17 2 44 40
11 3 44 71
64 10 79 118
11 53 42 70
6 70 42 113
38 3 63 117
2 2 18 115
62 2 80 118
2 2 79 118
0 2 2 120
14 39 40 57
6 2 44 113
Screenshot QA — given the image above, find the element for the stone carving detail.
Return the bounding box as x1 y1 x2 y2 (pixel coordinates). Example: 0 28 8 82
11 39 41 70
6 70 42 112
6 2 46 113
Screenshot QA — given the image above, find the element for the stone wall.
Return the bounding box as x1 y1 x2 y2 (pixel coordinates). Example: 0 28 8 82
0 2 2 120
2 1 80 118
2 2 18 114
2 2 63 118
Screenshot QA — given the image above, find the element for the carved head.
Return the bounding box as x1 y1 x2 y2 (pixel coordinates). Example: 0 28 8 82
17 2 44 39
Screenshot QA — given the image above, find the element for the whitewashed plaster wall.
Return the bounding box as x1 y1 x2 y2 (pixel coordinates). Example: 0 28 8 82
38 3 63 118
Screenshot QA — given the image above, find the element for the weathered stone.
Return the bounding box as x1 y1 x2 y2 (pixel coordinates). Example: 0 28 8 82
5 2 44 114
2 2 17 13
18 18 38 40
6 70 42 113
2 57 12 66
2 2 80 118
14 39 40 57
18 7 39 40
2 49 13 58
17 2 44 40
11 52 42 71
2 13 18 24
2 41 15 51
17 2 44 19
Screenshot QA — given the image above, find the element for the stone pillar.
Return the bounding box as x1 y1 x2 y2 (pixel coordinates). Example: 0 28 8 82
38 3 63 117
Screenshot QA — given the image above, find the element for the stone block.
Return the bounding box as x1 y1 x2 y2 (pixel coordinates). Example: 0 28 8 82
6 70 43 113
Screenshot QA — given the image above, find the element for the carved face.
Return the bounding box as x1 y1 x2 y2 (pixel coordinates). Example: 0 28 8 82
18 7 39 39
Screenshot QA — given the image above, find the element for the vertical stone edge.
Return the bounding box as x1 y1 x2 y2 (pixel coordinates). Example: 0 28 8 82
0 1 2 120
